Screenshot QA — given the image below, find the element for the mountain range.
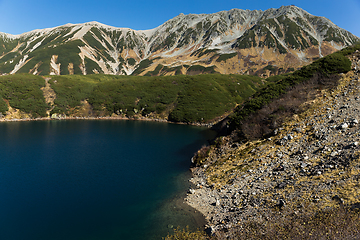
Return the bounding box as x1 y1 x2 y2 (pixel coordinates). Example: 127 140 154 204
0 5 358 76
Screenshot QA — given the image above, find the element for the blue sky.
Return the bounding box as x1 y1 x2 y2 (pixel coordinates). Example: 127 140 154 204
0 0 359 37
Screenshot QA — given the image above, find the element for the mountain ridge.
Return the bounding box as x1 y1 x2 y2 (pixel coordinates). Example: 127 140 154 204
0 5 358 76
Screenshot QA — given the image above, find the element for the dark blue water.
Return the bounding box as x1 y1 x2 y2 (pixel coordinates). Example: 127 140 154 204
0 120 215 240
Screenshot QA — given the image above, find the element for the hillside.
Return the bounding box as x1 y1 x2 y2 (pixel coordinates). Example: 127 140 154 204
0 73 264 124
180 44 360 238
0 5 358 77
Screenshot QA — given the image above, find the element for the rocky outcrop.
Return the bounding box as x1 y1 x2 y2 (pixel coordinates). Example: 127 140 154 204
185 50 360 235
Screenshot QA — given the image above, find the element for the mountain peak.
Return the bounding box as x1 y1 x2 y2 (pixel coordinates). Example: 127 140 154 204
0 6 358 76
83 21 111 28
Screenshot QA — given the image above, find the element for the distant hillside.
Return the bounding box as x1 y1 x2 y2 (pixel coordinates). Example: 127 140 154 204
0 73 264 124
0 5 358 76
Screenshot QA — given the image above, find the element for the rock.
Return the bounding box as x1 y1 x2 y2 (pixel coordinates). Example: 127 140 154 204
51 113 66 119
275 199 286 209
300 163 308 168
312 196 320 203
332 195 344 205
273 129 279 136
276 181 288 189
294 127 302 133
331 151 338 157
339 123 349 130
188 189 195 194
273 164 285 171
350 119 358 127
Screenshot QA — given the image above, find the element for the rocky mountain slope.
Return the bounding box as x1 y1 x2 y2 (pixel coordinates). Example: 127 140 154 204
0 5 358 76
185 48 360 236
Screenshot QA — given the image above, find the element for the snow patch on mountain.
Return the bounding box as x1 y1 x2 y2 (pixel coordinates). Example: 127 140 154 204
64 25 82 39
0 32 18 40
137 28 159 39
29 40 43 52
73 25 94 40
10 55 29 74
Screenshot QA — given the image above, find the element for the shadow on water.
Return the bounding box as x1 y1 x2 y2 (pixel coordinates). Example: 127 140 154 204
175 127 217 163
149 127 216 239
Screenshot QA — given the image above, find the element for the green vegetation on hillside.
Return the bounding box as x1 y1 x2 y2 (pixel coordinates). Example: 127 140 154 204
0 72 263 123
216 53 237 62
83 28 115 62
186 65 218 75
132 59 154 75
167 74 261 122
0 74 47 117
127 58 136 66
86 74 262 122
281 16 310 50
0 44 357 125
49 75 100 115
17 39 85 75
191 48 219 58
229 47 354 130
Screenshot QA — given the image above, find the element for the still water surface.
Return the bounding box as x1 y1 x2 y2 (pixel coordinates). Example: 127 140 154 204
0 120 215 240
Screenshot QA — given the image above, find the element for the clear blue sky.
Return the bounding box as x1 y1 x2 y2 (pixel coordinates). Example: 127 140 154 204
0 0 359 37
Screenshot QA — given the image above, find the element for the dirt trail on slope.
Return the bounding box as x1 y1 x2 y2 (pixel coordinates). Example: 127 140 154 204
41 77 56 117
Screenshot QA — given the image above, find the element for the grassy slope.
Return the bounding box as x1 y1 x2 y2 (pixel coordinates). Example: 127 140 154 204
229 46 354 131
52 74 263 123
0 73 264 123
0 74 47 117
0 44 356 123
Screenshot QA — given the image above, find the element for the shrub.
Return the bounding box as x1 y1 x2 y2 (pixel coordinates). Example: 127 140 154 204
87 74 263 123
132 59 153 75
49 75 97 114
191 145 211 166
127 58 136 66
229 49 352 131
216 53 237 62
0 96 8 114
0 74 47 117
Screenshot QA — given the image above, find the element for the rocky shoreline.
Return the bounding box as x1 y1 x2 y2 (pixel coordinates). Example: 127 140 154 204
0 114 219 128
0 115 168 123
185 52 360 235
